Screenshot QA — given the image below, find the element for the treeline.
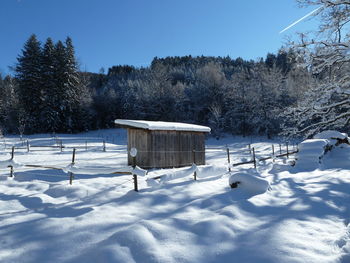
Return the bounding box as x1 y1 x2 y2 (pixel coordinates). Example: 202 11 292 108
0 35 312 137
90 52 311 138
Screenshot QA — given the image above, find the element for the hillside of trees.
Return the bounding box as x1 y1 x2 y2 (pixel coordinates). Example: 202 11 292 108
0 37 312 137
1 0 350 140
89 52 313 138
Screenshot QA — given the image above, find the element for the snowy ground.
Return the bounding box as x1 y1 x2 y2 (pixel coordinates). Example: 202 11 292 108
0 129 349 263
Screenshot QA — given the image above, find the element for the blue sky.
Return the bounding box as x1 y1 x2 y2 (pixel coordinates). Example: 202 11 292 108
0 0 319 74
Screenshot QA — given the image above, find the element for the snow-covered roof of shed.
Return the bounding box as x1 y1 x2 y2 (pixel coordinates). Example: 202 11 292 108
114 119 211 133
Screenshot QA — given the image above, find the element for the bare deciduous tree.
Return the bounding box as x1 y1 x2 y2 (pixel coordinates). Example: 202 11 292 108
284 0 350 137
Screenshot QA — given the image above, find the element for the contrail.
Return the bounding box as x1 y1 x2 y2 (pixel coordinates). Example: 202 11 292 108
279 6 322 34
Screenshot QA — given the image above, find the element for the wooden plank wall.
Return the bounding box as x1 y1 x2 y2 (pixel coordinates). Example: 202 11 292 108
127 128 150 167
127 128 206 168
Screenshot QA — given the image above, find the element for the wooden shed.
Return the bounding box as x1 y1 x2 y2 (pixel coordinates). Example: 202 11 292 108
115 119 211 169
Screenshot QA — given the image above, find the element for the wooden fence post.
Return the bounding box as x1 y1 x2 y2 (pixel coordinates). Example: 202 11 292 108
60 140 63 152
272 144 275 162
226 146 231 172
286 142 289 159
103 140 106 152
279 144 282 155
9 146 14 177
192 150 197 180
252 147 256 169
132 156 138 192
27 140 30 152
69 148 76 185
133 174 138 192
10 146 14 159
132 156 136 168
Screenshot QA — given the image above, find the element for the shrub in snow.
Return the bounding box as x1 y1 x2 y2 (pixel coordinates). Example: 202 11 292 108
228 169 270 195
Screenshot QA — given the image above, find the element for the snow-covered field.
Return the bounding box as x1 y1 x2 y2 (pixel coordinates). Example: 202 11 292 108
0 129 349 263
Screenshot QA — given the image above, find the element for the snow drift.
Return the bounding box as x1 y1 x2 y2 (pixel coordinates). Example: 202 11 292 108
295 130 350 170
1 129 350 263
62 164 147 177
147 164 228 186
0 158 23 169
313 130 349 146
295 139 329 170
158 164 198 183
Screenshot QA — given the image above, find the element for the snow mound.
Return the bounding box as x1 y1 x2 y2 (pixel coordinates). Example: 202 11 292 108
72 220 183 263
148 164 228 186
63 164 147 177
44 183 98 199
313 130 348 140
313 130 349 146
159 164 198 183
296 132 350 170
0 158 23 169
338 223 350 263
322 143 350 169
228 169 270 195
196 165 228 178
296 139 329 170
298 139 329 156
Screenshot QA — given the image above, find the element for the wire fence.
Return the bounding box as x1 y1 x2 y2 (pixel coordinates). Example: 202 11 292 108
0 138 299 192
0 141 298 169
0 135 127 153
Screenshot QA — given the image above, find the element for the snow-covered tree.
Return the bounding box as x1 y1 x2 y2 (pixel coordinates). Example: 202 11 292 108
64 37 92 132
15 34 43 133
40 37 60 132
138 63 184 122
223 63 255 136
285 0 350 137
49 37 91 132
191 62 226 135
250 63 285 138
0 75 21 134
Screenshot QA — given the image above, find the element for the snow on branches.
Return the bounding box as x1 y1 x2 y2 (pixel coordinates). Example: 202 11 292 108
284 0 350 137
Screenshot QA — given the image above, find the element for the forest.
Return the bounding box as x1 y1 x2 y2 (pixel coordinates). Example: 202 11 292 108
0 0 349 139
0 38 312 138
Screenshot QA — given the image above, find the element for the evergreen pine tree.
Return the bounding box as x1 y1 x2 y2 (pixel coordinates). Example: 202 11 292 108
64 37 91 132
49 37 91 132
52 40 69 132
15 34 43 133
41 37 60 132
64 37 81 131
